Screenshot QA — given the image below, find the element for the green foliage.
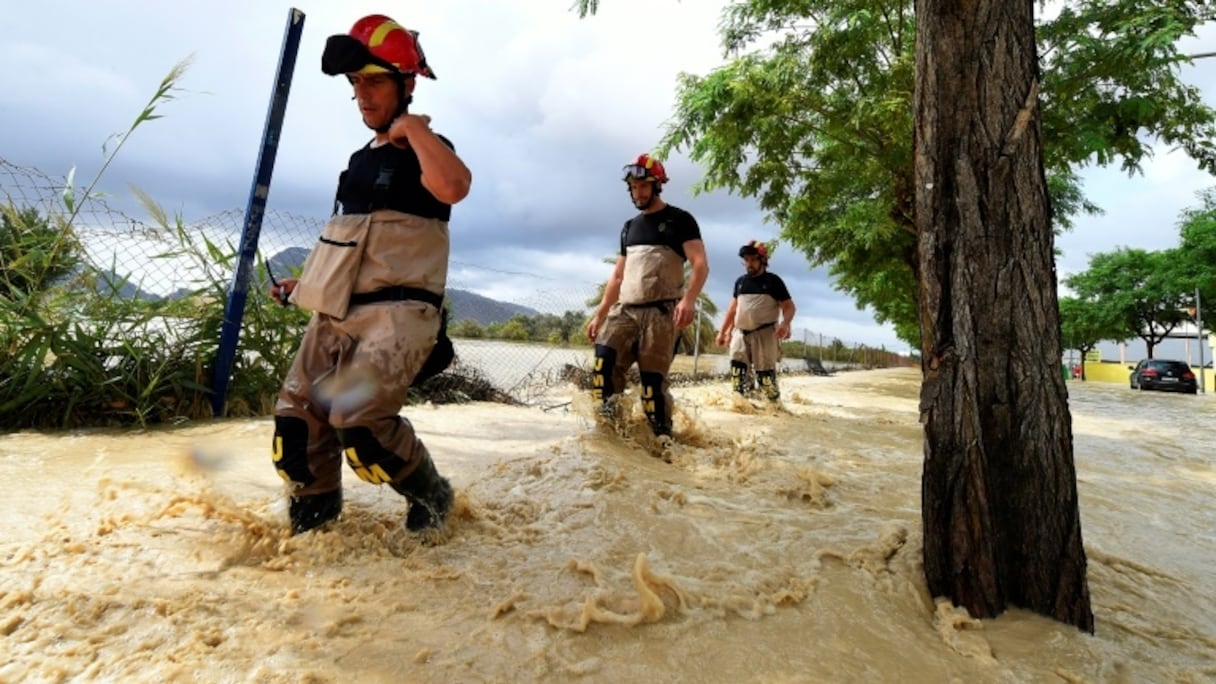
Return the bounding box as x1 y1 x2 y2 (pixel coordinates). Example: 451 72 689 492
450 318 484 338
780 337 906 368
573 0 600 19
0 203 311 429
646 0 1216 346
1058 296 1124 377
660 1 920 343
139 200 311 417
1176 187 1216 321
0 205 82 300
1064 247 1191 357
1056 188 1216 362
499 317 532 342
1038 2 1216 175
449 309 593 346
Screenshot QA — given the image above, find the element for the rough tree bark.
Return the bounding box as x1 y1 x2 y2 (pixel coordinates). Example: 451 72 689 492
914 0 1094 632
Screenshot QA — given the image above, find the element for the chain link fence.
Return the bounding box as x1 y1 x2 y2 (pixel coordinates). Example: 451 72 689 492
2 157 913 410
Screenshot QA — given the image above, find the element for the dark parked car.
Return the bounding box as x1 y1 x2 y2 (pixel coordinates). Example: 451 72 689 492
1128 359 1198 394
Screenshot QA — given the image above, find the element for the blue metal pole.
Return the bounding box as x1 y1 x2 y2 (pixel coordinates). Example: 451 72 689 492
211 8 306 417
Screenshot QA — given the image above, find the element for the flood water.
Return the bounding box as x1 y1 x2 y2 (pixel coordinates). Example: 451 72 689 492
1 369 1212 682
449 340 831 398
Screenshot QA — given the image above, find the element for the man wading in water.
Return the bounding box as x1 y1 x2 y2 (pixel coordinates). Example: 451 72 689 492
585 154 709 443
716 240 796 401
268 14 471 535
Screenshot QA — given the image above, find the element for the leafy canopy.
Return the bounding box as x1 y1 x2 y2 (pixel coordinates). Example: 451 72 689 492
578 0 1216 345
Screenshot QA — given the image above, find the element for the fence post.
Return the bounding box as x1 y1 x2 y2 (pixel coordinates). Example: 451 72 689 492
1197 287 1206 394
210 8 306 417
692 299 701 375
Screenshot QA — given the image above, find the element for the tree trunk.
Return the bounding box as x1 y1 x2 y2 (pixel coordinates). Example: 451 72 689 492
914 0 1094 632
1142 335 1158 359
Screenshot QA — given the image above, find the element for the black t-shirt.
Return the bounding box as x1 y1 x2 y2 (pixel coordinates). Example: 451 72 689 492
334 135 455 220
733 272 792 302
618 205 702 259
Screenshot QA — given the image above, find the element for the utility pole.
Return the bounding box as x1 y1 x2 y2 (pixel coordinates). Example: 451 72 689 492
1197 287 1206 393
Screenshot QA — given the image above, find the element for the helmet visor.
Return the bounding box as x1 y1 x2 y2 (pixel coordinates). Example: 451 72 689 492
622 164 655 181
322 34 394 76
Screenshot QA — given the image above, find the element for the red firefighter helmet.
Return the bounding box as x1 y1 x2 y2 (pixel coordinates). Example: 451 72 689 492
621 153 668 184
322 14 436 79
739 240 769 260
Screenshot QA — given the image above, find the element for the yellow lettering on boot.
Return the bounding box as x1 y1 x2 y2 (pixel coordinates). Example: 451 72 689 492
272 436 292 482
366 464 392 484
344 447 391 484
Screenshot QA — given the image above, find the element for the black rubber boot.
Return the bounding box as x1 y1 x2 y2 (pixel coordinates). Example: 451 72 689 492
289 489 343 535
592 344 618 408
730 361 749 395
390 457 454 532
757 370 780 401
640 371 673 437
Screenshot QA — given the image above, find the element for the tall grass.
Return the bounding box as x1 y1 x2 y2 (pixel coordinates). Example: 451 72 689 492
0 58 308 430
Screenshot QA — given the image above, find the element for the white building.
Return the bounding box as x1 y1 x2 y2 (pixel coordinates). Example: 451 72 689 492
1081 322 1215 368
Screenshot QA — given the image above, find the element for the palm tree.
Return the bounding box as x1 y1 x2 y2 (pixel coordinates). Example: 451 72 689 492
676 261 718 354
584 255 618 309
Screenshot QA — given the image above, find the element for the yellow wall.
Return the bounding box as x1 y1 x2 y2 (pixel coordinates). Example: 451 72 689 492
1075 361 1215 389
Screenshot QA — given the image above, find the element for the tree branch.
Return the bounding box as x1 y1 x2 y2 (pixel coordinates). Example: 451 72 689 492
1002 79 1041 156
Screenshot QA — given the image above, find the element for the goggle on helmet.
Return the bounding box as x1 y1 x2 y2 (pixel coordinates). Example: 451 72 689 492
621 153 668 184
739 240 769 259
322 14 437 80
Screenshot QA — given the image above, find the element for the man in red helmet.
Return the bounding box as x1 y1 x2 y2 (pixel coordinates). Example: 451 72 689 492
585 154 710 440
715 241 796 401
267 15 471 536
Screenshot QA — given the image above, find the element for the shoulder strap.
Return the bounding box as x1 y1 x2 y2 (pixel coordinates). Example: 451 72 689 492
332 170 347 216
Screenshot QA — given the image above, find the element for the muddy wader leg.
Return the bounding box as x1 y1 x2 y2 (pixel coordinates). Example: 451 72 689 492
274 415 343 534
337 425 453 533
592 344 619 417
640 371 672 437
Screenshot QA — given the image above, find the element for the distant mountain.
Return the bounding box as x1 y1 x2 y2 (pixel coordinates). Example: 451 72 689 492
264 247 310 284
446 289 538 326
265 247 537 326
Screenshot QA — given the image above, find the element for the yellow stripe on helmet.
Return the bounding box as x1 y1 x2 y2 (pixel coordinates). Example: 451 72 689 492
368 18 400 48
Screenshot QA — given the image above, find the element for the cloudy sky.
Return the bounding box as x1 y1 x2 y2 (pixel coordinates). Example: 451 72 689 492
2 1 1215 353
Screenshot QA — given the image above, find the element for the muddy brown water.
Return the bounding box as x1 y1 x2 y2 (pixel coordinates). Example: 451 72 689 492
1 369 1212 682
